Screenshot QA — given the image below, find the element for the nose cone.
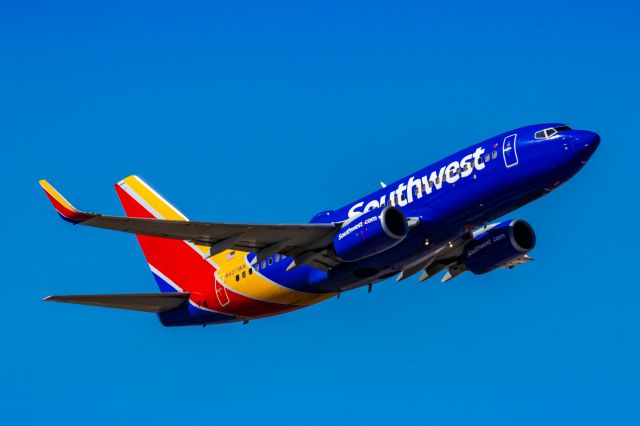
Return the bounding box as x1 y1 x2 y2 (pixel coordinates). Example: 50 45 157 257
571 130 600 160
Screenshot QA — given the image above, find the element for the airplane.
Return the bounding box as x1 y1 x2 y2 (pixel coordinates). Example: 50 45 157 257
39 123 600 326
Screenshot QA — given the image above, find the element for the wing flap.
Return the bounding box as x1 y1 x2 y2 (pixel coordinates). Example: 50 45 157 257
43 293 190 313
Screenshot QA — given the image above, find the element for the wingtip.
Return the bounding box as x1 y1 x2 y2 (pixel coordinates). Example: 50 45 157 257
39 179 56 194
39 180 94 224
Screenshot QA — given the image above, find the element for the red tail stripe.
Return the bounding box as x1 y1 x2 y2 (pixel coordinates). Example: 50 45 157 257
114 184 293 317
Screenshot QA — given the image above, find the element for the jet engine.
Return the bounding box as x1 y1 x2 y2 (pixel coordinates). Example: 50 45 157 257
333 206 408 262
463 219 536 274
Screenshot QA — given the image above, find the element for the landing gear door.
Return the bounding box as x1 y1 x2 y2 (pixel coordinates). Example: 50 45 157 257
503 134 518 168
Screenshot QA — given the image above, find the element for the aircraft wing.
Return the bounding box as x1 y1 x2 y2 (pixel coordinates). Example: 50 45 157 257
39 180 340 270
43 293 190 312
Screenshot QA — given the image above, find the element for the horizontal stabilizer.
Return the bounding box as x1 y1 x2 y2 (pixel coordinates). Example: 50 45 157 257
43 292 190 313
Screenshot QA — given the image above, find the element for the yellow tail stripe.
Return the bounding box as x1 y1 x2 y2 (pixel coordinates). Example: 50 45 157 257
119 175 188 221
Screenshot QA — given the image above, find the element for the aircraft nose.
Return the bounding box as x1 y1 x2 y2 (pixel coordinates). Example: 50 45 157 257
571 130 600 159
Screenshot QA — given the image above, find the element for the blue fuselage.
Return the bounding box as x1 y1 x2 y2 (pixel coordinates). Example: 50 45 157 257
253 123 600 294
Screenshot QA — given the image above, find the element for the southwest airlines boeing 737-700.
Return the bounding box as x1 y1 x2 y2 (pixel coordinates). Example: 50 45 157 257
40 123 600 326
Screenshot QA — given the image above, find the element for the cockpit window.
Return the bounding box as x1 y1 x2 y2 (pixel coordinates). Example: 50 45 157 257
535 125 572 139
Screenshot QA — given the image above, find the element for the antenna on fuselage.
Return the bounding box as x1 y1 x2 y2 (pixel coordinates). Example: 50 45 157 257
380 182 387 188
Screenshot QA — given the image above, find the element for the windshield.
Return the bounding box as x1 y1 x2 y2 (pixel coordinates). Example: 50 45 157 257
535 125 572 139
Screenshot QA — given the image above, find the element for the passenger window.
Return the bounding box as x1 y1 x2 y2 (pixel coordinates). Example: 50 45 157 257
492 151 497 159
484 154 490 163
249 268 253 275
242 271 246 279
275 254 280 262
261 260 267 269
235 274 239 282
268 257 273 266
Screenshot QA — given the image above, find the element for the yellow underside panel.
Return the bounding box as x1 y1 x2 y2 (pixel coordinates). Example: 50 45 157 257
206 247 335 306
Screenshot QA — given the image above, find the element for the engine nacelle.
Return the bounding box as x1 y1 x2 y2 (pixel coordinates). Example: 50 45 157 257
463 219 536 274
333 206 408 262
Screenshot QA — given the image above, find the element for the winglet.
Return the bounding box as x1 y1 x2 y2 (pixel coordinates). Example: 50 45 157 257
39 180 96 224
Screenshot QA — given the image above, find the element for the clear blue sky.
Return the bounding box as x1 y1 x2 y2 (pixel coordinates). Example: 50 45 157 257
2 1 639 424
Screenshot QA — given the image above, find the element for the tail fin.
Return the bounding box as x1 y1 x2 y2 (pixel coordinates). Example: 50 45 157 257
116 175 188 222
114 176 207 294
